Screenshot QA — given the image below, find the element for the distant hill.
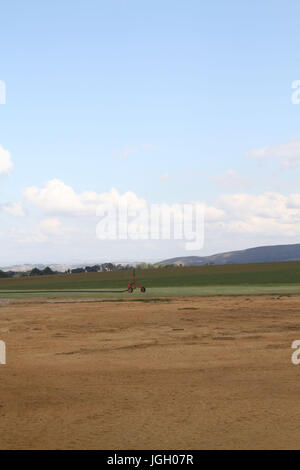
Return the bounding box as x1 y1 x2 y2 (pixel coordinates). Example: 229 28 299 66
159 243 300 266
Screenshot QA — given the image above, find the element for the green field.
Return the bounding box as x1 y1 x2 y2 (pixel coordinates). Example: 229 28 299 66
1 260 300 297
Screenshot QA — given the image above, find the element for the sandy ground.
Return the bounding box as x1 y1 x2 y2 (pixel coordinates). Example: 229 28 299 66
1 295 300 449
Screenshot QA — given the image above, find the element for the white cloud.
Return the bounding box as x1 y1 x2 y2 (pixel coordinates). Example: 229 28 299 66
247 139 300 168
6 227 48 244
5 217 79 245
40 218 62 235
2 202 25 217
218 192 298 221
112 144 156 159
205 205 226 221
23 180 300 240
158 173 170 181
206 191 300 237
112 146 138 159
224 217 299 236
142 144 157 151
24 179 146 216
0 145 13 175
212 170 253 190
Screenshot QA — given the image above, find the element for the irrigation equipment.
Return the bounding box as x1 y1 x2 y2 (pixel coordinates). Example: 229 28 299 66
127 269 146 293
0 270 146 295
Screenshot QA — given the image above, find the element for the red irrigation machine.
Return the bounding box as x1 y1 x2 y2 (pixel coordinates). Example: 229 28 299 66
127 269 146 293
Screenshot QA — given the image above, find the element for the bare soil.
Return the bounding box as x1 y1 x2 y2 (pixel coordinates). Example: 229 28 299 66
0 295 300 449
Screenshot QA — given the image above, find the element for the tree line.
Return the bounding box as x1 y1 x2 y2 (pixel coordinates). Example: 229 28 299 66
0 262 180 278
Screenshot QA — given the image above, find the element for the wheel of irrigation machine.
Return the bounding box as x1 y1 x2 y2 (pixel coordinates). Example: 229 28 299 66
141 287 146 293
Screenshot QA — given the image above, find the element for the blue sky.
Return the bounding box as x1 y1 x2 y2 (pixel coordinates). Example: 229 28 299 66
1 0 300 265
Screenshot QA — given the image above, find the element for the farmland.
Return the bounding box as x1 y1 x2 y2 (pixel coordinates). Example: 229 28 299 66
1 261 300 297
1 294 300 449
2 261 300 449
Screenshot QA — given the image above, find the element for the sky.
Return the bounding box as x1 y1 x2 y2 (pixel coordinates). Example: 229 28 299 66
1 0 300 265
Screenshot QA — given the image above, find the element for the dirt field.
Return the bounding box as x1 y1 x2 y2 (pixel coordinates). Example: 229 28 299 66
1 295 300 449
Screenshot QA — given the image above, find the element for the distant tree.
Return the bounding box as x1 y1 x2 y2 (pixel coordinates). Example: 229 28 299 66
43 266 54 275
101 263 114 272
121 264 133 271
136 262 147 270
71 268 85 274
7 271 17 277
30 268 42 276
85 265 100 273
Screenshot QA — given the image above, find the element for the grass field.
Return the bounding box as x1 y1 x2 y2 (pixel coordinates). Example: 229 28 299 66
1 260 300 297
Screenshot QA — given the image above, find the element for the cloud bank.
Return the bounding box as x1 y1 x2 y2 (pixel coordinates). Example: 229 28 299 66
0 145 13 175
247 140 300 168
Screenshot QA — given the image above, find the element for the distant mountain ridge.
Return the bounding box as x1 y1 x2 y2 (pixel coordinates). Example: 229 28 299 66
159 243 300 266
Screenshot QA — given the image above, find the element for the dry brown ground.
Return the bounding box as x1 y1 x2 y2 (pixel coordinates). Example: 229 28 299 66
1 295 300 449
